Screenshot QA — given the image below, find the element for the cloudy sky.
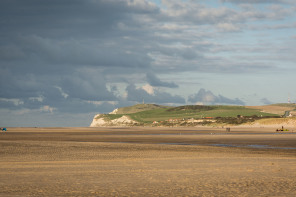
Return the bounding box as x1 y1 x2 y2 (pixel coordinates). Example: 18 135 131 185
1 0 295 127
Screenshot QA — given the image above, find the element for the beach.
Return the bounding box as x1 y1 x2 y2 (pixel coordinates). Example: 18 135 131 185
1 127 296 196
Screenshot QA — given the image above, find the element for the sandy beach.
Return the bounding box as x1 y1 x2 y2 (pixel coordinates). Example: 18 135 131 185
1 127 296 196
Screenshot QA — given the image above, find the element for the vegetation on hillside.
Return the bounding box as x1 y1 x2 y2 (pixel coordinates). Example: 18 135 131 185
114 104 170 114
97 104 284 126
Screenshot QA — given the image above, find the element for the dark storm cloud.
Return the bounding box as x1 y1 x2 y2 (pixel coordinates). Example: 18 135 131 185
188 88 245 105
0 0 158 116
0 0 156 73
0 99 23 110
59 71 117 101
0 70 44 99
146 73 178 88
0 0 158 37
2 34 152 75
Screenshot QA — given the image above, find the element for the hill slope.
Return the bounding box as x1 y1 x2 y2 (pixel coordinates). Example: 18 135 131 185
111 104 170 114
90 104 296 127
246 103 296 115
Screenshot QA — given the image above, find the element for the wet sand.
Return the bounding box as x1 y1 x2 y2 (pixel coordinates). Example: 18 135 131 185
1 127 296 196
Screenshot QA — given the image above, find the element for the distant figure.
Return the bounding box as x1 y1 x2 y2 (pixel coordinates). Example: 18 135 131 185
276 126 287 132
2 128 6 131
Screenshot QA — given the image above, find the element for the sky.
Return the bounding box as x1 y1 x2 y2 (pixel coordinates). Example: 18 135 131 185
0 0 295 127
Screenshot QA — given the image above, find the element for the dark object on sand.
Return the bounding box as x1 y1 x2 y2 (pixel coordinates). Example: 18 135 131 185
276 126 288 132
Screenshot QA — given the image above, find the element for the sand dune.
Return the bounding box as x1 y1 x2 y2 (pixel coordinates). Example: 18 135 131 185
1 127 296 196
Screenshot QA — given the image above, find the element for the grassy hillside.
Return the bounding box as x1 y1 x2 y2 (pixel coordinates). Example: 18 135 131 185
114 104 171 114
101 104 281 125
129 105 278 124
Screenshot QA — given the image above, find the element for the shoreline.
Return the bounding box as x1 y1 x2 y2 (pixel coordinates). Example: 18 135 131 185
3 124 295 132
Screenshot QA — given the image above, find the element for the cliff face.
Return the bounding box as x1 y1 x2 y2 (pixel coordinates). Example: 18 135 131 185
90 114 138 127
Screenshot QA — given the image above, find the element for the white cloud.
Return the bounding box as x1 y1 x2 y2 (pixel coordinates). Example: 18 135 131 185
40 105 56 113
142 84 155 95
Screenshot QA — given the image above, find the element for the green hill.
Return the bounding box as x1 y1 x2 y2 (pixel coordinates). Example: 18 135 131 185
101 104 284 126
114 104 170 114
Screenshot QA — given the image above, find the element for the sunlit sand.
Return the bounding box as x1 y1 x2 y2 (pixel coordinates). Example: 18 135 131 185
1 127 296 196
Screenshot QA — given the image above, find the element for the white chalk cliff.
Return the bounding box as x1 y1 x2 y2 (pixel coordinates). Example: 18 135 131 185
90 114 138 127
